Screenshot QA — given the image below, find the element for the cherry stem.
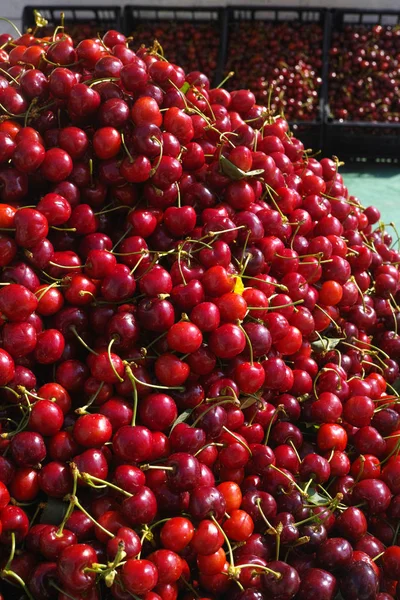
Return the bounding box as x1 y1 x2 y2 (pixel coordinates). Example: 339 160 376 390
217 71 235 89
191 398 239 429
124 365 138 427
70 326 98 356
0 66 19 85
248 299 304 311
140 465 174 472
50 582 79 600
0 17 21 36
303 478 314 495
112 224 132 252
149 137 163 177
1 568 35 600
269 464 308 497
57 465 78 535
123 362 184 392
4 532 16 572
79 472 132 498
76 381 105 415
256 498 276 532
236 563 282 579
177 246 187 286
74 498 114 538
180 576 200 599
18 387 42 402
264 405 284 445
275 522 283 561
194 442 224 457
389 297 399 336
236 320 254 365
222 426 252 456
372 551 385 563
380 438 400 465
121 131 134 162
392 520 400 545
95 204 130 216
208 225 245 238
108 338 124 383
0 386 20 399
289 439 302 463
29 501 45 527
210 515 235 568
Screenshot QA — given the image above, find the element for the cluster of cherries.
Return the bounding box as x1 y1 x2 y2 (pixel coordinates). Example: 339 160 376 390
130 19 220 82
225 20 323 121
0 20 400 600
329 23 400 122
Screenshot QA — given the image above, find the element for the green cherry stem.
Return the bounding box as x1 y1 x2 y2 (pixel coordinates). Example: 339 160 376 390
123 362 184 392
57 465 78 535
222 426 252 456
108 338 124 383
79 472 133 498
236 320 254 365
76 381 105 415
4 531 16 572
70 326 98 356
210 515 235 568
124 365 138 427
50 582 79 600
74 499 114 538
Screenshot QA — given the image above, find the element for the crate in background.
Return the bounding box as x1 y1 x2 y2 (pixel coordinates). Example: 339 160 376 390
22 6 121 42
124 6 228 87
223 7 330 151
325 9 400 161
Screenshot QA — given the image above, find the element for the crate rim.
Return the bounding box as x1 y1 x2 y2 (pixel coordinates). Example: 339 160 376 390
23 5 122 29
226 5 327 20
123 5 226 15
330 8 400 15
226 5 327 13
325 119 400 128
23 5 122 15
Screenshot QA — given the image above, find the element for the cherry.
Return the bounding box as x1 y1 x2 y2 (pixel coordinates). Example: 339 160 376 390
122 486 157 526
113 425 153 463
261 561 300 600
139 393 178 431
352 479 392 514
74 448 108 482
159 517 194 552
73 413 112 447
317 537 353 571
189 486 226 521
340 561 379 600
296 568 337 600
121 559 158 595
0 348 15 385
0 504 29 543
38 461 73 498
29 399 64 436
57 543 97 593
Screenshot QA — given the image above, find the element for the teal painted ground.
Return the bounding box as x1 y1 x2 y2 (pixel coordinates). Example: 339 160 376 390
342 165 400 228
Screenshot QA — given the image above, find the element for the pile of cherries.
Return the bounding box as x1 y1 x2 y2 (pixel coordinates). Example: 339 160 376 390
328 23 400 122
0 21 400 600
130 19 220 82
225 19 323 121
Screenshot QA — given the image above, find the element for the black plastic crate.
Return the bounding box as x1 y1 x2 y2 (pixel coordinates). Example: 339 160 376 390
223 7 329 151
124 6 228 86
22 6 121 41
324 121 400 162
325 9 400 161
